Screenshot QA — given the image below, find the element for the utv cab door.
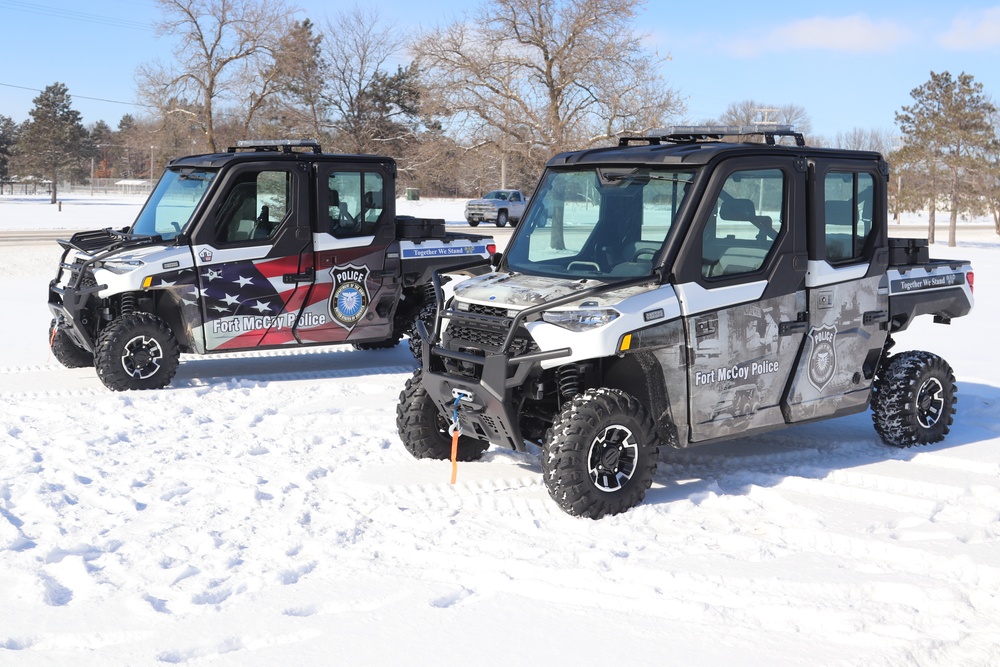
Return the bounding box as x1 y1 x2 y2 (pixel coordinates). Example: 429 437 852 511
674 159 809 443
784 159 890 421
189 162 313 352
291 163 399 345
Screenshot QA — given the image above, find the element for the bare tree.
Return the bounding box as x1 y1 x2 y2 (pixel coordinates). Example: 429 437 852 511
834 127 896 155
414 0 683 172
321 5 425 157
137 0 293 152
717 100 814 142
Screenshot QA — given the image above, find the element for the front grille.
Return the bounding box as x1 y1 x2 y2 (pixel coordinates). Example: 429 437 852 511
466 304 508 317
445 321 538 357
443 301 539 367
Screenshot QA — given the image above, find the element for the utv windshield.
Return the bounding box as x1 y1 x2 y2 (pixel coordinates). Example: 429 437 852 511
504 167 696 279
131 167 217 240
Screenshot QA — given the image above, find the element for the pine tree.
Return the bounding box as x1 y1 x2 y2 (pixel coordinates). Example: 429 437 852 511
273 18 330 141
0 115 16 186
14 83 93 204
895 71 997 246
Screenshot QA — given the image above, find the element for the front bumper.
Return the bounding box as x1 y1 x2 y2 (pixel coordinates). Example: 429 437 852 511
420 341 569 452
47 230 119 353
417 295 571 451
49 276 104 353
465 206 498 222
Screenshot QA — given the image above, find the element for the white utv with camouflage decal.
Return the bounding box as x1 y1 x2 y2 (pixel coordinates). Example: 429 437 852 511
397 126 975 519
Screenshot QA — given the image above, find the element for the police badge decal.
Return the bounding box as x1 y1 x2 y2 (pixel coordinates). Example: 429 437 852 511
807 325 838 391
329 264 371 330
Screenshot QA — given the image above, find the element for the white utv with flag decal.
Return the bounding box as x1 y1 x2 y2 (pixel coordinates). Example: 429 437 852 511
397 126 975 519
48 140 496 391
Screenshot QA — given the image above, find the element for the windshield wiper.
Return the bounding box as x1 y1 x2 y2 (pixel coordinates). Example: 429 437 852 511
599 168 693 186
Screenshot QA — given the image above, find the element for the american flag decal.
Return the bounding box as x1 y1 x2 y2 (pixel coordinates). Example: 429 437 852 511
198 256 307 350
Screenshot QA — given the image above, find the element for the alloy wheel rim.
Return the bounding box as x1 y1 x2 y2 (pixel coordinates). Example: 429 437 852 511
916 377 945 429
121 335 164 379
587 424 639 492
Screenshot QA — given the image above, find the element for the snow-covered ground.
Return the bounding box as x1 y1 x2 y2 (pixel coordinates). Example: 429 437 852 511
1 195 999 666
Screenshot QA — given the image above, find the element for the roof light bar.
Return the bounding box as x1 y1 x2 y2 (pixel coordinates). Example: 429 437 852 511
229 139 323 154
619 125 805 147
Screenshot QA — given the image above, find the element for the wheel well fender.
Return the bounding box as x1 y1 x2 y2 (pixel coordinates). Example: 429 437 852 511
602 352 677 447
148 290 195 353
398 284 434 321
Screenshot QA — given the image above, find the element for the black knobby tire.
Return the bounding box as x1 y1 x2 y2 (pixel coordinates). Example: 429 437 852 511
48 319 94 368
94 313 180 391
396 370 489 461
871 351 956 447
541 388 660 519
407 301 437 359
496 210 508 227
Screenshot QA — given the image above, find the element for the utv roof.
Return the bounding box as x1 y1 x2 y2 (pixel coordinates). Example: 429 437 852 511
548 125 884 167
166 139 397 169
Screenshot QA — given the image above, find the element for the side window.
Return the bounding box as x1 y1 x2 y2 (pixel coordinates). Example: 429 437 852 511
215 170 291 244
824 172 874 263
328 171 384 238
702 168 785 278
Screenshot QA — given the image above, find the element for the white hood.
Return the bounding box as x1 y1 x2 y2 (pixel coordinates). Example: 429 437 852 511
452 271 649 310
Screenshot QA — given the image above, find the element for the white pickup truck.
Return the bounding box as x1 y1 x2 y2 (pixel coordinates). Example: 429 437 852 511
464 189 527 227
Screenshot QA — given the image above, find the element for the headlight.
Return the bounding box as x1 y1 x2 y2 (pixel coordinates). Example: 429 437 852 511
542 308 619 331
100 259 146 275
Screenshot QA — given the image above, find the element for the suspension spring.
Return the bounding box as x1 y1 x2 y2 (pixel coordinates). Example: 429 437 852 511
557 364 581 399
120 292 137 316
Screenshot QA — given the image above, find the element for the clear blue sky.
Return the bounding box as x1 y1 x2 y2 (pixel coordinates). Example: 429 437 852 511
1 0 998 142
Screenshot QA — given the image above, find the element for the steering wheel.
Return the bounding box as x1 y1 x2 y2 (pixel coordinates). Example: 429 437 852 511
633 248 657 262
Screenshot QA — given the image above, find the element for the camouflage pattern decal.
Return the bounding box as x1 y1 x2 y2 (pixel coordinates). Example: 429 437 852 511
686 292 806 442
786 275 889 422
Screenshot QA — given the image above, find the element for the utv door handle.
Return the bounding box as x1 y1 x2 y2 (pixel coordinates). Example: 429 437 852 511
779 321 807 336
779 312 808 336
863 309 889 325
282 267 315 284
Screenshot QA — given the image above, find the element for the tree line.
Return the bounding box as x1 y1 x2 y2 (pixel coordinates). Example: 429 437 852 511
0 0 997 247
